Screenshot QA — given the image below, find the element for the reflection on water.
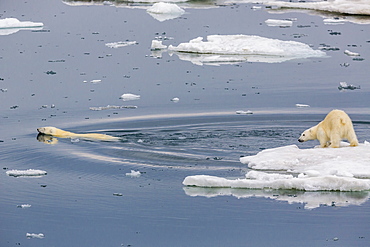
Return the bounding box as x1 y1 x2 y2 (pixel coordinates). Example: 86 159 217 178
184 187 370 209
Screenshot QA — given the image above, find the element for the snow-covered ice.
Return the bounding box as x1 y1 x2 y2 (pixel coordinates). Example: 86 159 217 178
184 142 370 192
6 169 47 177
236 110 253 115
147 2 185 22
265 19 293 27
338 82 360 91
89 105 137 111
26 233 45 239
17 204 32 208
151 40 168 50
266 0 370 15
167 35 326 65
119 93 141 101
105 41 137 48
126 170 141 177
0 18 44 35
344 50 360 57
296 104 310 108
0 18 43 29
171 97 180 102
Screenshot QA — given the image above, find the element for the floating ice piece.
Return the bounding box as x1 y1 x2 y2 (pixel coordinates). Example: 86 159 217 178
266 0 370 15
295 104 310 108
167 35 325 65
0 18 43 29
183 173 370 191
151 40 168 50
171 97 180 102
323 18 347 25
344 50 360 56
6 169 47 177
26 233 45 239
89 105 138 111
105 41 137 48
126 170 141 177
147 2 185 22
184 142 370 192
17 204 32 208
90 79 102 84
236 110 253 114
119 93 141 101
338 81 360 90
265 19 293 27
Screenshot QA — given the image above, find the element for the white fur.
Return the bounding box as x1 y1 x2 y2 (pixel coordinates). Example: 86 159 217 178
298 110 358 148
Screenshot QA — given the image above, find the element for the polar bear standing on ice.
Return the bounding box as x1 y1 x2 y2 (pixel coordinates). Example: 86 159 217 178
298 109 358 148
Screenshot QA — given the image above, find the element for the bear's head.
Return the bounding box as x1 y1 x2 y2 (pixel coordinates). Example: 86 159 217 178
298 128 315 142
37 126 58 136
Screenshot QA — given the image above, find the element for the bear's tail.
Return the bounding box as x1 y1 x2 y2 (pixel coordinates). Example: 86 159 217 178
340 117 346 125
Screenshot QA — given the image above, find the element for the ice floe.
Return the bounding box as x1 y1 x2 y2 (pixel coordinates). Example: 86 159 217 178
184 142 370 192
265 19 293 27
26 233 45 239
344 50 360 57
338 82 360 91
126 170 141 177
119 93 141 101
17 204 32 208
105 41 138 48
0 18 44 35
296 104 310 108
151 40 168 50
266 0 370 16
236 110 253 115
164 35 325 65
89 105 137 111
147 2 185 22
6 169 47 177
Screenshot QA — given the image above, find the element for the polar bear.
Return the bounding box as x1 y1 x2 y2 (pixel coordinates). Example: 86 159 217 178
37 126 119 141
298 109 358 148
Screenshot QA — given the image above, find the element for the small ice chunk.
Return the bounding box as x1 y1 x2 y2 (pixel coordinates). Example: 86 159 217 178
344 50 360 56
126 170 141 177
236 110 253 114
105 41 137 48
296 104 310 108
151 40 167 50
265 19 293 27
147 2 185 22
147 2 185 15
90 79 102 84
0 18 43 29
338 82 360 90
119 93 141 101
26 233 44 239
6 169 47 177
171 97 180 102
17 204 32 208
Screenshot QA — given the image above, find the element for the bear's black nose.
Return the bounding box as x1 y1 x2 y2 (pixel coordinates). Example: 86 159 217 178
298 139 304 142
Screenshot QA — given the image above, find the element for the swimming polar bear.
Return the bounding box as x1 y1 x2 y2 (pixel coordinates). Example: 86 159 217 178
298 109 358 148
37 126 119 142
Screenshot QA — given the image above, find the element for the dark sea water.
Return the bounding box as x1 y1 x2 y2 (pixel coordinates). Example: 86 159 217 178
1 0 370 246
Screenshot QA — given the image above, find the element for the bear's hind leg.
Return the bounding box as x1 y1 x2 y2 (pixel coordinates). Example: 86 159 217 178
347 130 359 147
329 133 341 148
